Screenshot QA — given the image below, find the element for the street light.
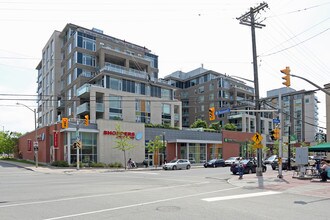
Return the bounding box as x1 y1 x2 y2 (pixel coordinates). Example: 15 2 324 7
16 103 38 168
162 131 166 163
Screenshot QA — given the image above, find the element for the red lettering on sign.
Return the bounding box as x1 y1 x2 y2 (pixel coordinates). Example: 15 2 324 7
103 130 135 138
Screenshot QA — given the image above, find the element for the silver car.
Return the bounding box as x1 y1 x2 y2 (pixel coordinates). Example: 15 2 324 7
163 159 191 170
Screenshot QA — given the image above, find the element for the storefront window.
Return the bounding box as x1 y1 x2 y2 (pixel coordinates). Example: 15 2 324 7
70 132 97 164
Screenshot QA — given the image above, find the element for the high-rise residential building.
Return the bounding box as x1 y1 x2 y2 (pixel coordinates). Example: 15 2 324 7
163 67 274 134
264 88 319 143
36 23 181 128
33 23 182 164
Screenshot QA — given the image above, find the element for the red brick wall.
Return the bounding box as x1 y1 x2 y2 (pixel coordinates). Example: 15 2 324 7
222 130 254 160
18 123 65 163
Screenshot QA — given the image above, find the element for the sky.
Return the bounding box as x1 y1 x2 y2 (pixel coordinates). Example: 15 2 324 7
0 0 329 134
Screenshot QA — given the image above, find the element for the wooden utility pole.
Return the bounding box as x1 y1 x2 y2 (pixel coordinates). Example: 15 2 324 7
237 2 268 176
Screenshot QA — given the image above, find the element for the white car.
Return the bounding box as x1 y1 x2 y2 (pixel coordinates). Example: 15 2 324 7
224 157 240 166
163 159 191 170
265 155 277 164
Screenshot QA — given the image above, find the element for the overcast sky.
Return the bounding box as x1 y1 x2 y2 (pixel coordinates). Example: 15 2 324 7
0 0 329 134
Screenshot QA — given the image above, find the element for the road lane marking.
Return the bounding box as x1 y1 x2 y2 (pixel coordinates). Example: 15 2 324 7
43 187 240 220
0 181 214 208
202 191 281 202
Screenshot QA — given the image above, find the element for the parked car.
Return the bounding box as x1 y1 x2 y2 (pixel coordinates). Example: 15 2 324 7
264 155 277 164
271 158 297 170
204 159 226 168
225 157 240 166
230 159 267 174
163 159 191 170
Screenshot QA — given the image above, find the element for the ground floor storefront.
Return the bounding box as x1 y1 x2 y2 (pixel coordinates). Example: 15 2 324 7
18 121 226 166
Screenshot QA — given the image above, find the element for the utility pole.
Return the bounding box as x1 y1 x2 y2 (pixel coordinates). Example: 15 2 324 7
237 2 268 176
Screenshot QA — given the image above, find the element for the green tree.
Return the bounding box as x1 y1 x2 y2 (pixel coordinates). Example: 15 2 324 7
190 119 207 129
209 121 221 131
0 131 21 157
223 123 237 131
146 135 165 168
112 124 135 170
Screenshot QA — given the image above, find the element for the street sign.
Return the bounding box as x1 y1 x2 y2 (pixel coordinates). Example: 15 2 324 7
76 141 82 149
253 143 263 149
272 118 280 124
252 132 262 144
33 141 38 151
216 108 230 116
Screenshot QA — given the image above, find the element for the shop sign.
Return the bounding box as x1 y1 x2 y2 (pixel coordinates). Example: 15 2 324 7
54 131 58 149
103 130 135 139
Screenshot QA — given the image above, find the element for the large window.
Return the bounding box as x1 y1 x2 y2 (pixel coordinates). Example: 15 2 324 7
109 77 122 90
162 103 171 126
135 99 151 123
161 88 171 100
77 32 96 51
76 52 96 67
109 96 122 120
69 132 97 164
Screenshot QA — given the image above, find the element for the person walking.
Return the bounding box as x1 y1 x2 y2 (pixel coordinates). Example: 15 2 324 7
320 160 329 182
127 158 132 169
238 160 244 180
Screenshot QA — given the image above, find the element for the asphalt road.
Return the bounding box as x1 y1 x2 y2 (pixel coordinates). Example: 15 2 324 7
0 162 328 220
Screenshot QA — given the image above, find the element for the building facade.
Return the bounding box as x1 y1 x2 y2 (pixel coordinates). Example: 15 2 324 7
163 67 274 135
31 23 183 165
264 88 319 143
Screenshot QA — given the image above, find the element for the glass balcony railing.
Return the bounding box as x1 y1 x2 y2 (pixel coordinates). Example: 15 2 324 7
77 103 90 115
100 62 149 80
96 103 104 112
77 84 91 97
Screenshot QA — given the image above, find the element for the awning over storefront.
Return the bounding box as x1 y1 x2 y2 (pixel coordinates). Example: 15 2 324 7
308 142 330 152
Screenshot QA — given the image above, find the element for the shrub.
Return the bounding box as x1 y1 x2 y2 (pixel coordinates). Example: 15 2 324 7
51 160 69 167
109 162 123 168
89 162 107 168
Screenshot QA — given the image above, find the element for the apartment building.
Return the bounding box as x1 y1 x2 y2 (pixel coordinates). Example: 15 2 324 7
264 88 319 143
163 67 274 134
33 23 182 164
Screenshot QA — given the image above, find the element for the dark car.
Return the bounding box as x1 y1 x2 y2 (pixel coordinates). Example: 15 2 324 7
271 158 297 170
204 159 225 168
230 159 267 174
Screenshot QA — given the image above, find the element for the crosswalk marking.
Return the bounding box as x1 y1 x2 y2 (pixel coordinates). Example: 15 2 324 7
202 191 281 202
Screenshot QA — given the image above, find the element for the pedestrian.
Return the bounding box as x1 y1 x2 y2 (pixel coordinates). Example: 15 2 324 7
127 158 132 169
238 160 244 180
320 160 329 182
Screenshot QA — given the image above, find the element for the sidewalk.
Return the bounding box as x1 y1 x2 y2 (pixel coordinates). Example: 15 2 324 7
0 160 165 174
228 169 330 198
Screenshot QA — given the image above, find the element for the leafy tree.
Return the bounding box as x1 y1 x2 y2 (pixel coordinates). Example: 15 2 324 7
112 124 135 170
146 135 165 168
223 123 237 131
190 119 207 129
0 131 22 157
209 121 221 131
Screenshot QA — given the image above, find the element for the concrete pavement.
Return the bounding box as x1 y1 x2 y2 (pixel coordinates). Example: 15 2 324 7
2 160 329 198
228 168 330 198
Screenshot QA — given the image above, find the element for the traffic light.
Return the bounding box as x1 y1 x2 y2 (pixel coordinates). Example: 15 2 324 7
61 117 69 129
270 130 275 140
281 66 291 87
209 107 215 121
84 115 89 126
274 128 280 140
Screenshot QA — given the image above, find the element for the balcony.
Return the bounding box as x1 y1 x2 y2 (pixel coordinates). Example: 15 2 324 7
96 103 104 113
77 102 104 115
57 100 65 110
100 63 149 80
77 103 90 115
77 84 91 98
